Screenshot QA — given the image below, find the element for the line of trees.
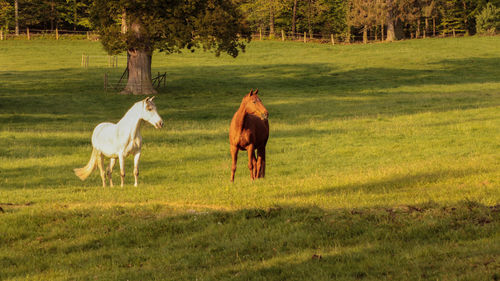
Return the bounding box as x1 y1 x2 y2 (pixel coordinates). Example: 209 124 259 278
0 0 92 33
241 0 500 42
0 0 498 41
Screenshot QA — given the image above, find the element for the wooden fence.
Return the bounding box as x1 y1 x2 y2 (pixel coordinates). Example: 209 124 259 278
1 27 470 44
0 28 97 41
81 54 121 68
104 69 166 93
252 29 468 45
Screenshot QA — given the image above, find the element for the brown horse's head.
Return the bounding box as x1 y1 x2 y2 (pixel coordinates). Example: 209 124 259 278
242 89 268 120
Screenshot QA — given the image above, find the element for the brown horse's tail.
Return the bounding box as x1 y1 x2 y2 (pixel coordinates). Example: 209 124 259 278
74 148 98 181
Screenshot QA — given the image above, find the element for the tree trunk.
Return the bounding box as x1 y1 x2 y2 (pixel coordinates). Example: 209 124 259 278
425 17 429 38
121 22 156 95
307 0 312 39
121 10 127 34
269 6 275 38
433 17 436 36
386 20 395 41
291 0 298 38
73 0 77 30
363 25 368 44
50 0 55 31
14 0 18 36
463 0 468 35
416 19 421 38
122 49 157 95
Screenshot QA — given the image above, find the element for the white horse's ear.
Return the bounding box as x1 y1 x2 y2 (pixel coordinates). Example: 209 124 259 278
145 96 155 104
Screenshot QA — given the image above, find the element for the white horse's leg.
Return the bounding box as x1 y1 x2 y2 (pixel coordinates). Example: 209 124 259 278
118 154 125 187
107 158 116 187
97 153 106 187
133 152 141 187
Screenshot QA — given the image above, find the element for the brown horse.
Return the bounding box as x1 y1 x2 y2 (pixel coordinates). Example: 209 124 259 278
229 89 269 182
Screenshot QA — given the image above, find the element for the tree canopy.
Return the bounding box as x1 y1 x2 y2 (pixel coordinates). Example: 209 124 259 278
91 0 251 57
1 0 499 42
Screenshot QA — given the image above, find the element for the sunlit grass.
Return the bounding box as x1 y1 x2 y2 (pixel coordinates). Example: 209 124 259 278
0 36 499 280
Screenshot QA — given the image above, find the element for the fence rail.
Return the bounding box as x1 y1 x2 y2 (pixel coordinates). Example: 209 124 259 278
1 28 470 43
0 28 97 41
104 70 166 93
251 29 469 44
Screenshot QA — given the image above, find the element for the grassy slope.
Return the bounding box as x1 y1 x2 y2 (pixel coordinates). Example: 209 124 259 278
0 37 499 280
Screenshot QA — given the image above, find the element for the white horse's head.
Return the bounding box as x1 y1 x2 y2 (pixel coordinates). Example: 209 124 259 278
140 96 164 129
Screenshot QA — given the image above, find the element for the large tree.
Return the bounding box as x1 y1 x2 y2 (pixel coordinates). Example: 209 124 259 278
91 0 251 95
383 0 418 41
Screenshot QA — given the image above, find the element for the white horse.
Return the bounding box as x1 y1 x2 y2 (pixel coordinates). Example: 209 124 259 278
74 97 164 187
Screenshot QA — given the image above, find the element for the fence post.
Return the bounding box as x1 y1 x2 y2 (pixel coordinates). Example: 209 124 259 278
331 34 334 45
86 31 90 40
81 54 84 67
281 30 285 41
27 28 30 40
1 29 3 41
259 28 262 41
56 28 59 40
452 29 456 37
303 32 306 43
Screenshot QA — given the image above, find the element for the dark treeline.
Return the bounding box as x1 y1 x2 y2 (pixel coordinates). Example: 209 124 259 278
0 0 498 41
0 0 93 31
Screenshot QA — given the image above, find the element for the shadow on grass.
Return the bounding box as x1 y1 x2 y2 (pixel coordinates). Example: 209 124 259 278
1 162 83 189
288 167 492 199
0 202 498 280
1 57 499 127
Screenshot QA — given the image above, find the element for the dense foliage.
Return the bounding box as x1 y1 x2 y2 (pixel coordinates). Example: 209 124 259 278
0 0 499 41
476 2 500 34
91 0 251 57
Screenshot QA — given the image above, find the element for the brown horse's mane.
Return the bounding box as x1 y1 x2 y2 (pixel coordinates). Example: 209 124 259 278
230 100 248 140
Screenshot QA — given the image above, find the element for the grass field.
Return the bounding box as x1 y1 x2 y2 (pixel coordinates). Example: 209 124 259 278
0 36 499 280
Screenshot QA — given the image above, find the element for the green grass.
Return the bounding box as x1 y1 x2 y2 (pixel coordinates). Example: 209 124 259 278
0 36 499 280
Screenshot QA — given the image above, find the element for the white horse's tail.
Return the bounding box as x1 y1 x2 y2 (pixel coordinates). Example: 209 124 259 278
74 148 99 181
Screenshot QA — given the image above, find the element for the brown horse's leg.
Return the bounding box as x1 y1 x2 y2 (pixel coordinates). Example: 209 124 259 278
247 144 255 180
252 155 258 179
97 153 106 187
257 147 266 178
230 145 238 182
262 148 266 178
